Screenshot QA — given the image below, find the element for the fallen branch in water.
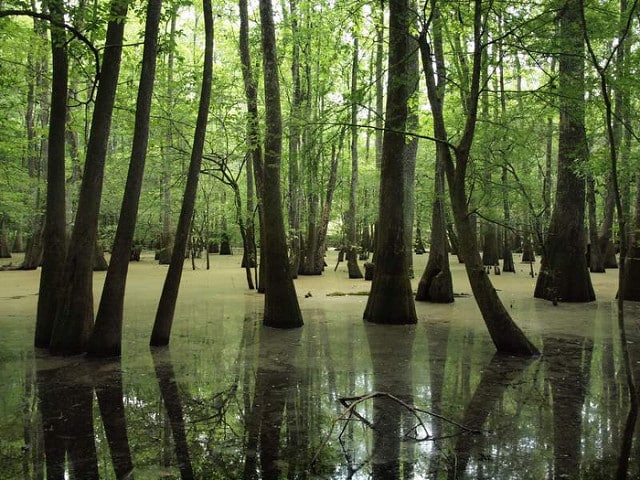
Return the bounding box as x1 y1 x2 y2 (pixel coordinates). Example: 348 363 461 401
309 390 482 469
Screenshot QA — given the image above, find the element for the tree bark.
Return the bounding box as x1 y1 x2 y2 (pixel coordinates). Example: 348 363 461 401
150 0 213 346
88 0 162 357
259 0 303 328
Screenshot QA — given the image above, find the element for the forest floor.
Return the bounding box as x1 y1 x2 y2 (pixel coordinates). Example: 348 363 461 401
0 248 639 479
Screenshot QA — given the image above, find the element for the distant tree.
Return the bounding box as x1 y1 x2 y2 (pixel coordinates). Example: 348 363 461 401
88 0 162 357
151 0 214 346
363 0 417 325
258 0 303 328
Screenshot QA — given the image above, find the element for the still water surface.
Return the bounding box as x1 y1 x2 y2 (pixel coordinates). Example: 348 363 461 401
0 252 638 479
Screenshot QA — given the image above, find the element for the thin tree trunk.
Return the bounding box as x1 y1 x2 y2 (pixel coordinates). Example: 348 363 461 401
150 0 213 346
347 35 363 279
88 0 162 357
239 0 265 292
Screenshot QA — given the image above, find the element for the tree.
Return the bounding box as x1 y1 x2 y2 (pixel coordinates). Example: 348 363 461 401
87 0 163 357
239 0 265 292
417 0 539 355
363 0 417 325
34 0 68 348
416 1 453 304
259 0 303 328
346 33 363 279
534 0 595 303
48 0 129 355
151 0 214 346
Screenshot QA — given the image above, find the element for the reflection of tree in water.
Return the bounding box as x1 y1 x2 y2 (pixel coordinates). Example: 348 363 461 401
243 327 304 480
35 357 133 479
151 348 196 479
447 354 534 480
366 324 416 479
543 336 593 480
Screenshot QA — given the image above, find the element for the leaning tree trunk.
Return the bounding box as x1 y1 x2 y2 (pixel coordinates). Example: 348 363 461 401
534 0 595 303
363 0 417 325
150 0 213 346
418 0 538 356
258 0 303 328
88 0 162 357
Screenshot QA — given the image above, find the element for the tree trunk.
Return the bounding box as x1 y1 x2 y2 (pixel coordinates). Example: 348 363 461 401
587 174 604 272
346 36 363 279
287 0 302 279
534 0 595 303
150 0 213 346
623 174 640 301
34 0 68 348
0 215 11 258
258 0 303 328
158 11 177 266
416 2 453 304
239 0 265 292
363 0 417 325
88 0 162 357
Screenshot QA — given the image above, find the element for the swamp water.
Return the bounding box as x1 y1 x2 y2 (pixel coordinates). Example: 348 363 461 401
0 250 638 479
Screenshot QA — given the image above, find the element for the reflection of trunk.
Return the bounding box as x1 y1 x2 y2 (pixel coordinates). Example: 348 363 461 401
543 337 593 479
251 328 302 480
366 325 415 480
93 360 134 478
36 361 99 479
448 355 533 479
151 350 195 479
